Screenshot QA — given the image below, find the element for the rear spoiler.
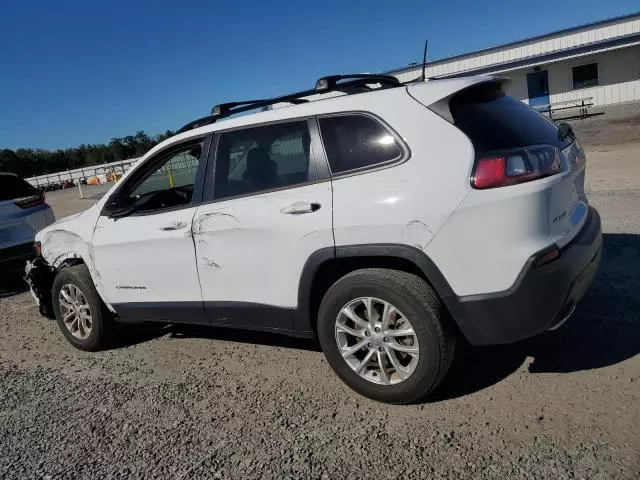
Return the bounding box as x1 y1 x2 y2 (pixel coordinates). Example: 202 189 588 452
407 76 510 123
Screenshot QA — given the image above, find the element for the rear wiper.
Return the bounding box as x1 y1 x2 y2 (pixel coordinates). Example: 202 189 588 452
557 122 575 142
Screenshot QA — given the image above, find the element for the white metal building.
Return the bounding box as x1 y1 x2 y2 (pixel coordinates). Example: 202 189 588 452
391 13 640 110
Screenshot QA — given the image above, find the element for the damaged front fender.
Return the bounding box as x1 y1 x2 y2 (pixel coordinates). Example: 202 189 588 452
37 229 115 313
29 204 115 317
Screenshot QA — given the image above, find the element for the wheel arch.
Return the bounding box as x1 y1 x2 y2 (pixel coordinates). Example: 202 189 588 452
295 244 460 338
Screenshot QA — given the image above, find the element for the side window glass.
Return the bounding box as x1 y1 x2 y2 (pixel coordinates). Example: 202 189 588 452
127 141 203 212
214 121 312 200
318 115 401 174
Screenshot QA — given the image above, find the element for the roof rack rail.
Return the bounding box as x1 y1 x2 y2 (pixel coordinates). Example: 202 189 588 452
314 74 399 92
176 73 401 134
175 115 216 134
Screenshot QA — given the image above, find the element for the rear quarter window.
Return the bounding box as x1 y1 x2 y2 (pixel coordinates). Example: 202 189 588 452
0 175 39 201
449 83 571 154
318 114 402 174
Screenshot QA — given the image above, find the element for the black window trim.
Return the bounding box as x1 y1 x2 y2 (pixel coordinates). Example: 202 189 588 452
571 62 599 90
315 111 410 179
102 133 213 218
201 115 331 204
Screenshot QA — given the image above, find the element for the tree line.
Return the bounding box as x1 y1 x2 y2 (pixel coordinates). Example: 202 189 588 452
0 130 174 178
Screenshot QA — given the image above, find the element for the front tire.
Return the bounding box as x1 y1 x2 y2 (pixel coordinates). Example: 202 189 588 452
52 265 114 351
317 268 455 404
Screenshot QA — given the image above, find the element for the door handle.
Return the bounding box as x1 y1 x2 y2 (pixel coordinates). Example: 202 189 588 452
159 221 189 231
281 202 321 215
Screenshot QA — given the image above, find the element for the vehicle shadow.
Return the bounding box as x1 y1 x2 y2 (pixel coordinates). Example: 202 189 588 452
431 232 640 402
0 273 29 299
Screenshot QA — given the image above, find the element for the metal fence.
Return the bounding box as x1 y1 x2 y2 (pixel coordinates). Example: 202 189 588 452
25 158 141 188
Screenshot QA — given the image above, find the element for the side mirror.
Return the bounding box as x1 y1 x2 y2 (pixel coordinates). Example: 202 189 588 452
557 122 575 142
102 194 136 219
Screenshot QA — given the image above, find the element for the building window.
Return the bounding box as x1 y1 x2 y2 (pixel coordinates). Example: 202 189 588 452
572 63 598 89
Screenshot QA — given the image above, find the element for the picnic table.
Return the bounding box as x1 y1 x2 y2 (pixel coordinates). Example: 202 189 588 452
533 96 594 119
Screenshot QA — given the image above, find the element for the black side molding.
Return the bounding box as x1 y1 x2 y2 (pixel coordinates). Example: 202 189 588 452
204 301 294 331
113 301 305 337
335 244 457 298
295 247 336 332
113 302 209 324
294 243 458 334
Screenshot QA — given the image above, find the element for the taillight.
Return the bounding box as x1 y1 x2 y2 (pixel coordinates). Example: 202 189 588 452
471 145 565 189
472 157 505 189
574 141 587 168
15 191 45 209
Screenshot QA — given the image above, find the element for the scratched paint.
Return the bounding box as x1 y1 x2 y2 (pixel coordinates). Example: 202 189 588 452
201 257 222 269
192 212 240 235
403 220 434 251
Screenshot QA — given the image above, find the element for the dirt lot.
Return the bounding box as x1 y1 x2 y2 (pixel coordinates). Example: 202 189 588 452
1 110 639 479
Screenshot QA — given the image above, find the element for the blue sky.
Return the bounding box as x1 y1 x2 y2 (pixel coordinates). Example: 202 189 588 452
1 0 637 150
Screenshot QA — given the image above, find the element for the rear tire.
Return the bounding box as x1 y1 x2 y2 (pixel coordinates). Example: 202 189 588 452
317 268 455 404
52 265 114 351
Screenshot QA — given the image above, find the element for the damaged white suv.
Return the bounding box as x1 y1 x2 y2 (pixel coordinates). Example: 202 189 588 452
27 74 602 404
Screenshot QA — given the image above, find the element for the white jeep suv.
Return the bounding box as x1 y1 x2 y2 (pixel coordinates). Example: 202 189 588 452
26 74 602 404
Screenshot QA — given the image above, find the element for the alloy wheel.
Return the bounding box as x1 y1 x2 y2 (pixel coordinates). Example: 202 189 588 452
334 297 419 385
58 284 93 340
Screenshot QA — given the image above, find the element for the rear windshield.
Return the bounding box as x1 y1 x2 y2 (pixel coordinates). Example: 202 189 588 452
449 83 572 154
0 175 39 201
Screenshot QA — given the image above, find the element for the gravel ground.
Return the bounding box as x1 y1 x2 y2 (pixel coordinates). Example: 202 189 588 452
1 110 639 479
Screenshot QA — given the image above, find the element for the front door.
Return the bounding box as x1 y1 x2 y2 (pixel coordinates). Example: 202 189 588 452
92 138 209 323
527 70 550 110
193 119 333 331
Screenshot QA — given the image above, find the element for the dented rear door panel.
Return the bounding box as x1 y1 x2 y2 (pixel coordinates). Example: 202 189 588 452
192 182 334 329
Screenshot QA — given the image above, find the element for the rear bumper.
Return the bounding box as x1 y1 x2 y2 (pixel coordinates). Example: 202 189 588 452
450 206 602 345
0 242 34 275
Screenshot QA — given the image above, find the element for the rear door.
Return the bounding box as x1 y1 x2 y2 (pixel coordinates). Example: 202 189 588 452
192 118 333 330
